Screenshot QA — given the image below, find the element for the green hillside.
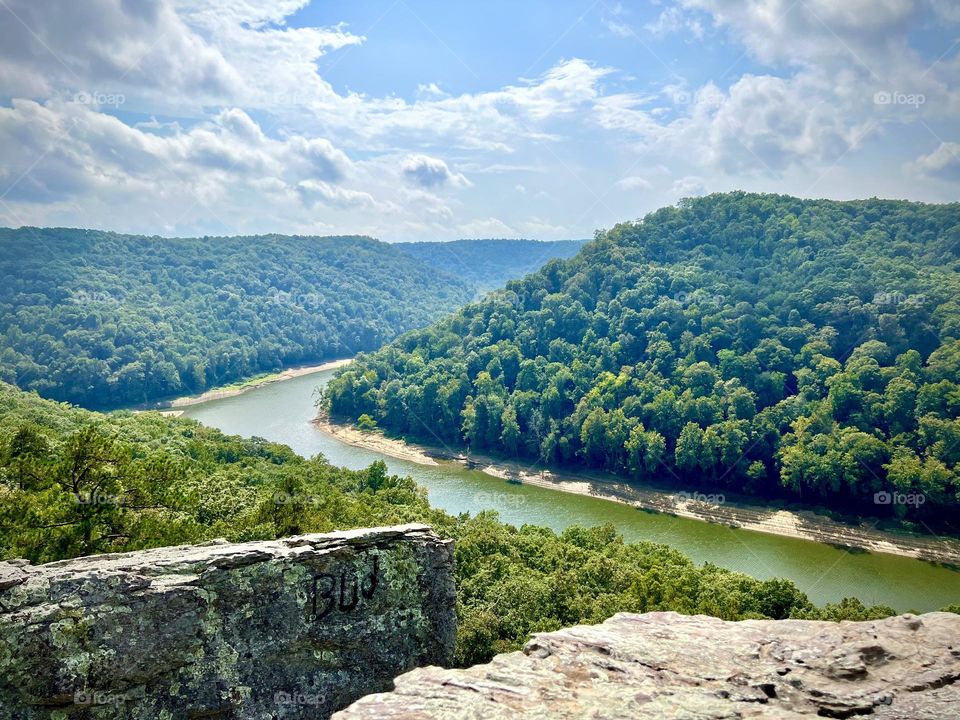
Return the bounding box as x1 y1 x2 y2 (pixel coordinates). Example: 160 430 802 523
0 381 904 665
326 193 960 527
0 229 472 408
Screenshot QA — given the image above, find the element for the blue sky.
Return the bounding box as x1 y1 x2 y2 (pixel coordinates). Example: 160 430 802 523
0 0 958 240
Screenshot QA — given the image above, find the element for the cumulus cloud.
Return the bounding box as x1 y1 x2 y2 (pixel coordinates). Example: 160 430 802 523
296 180 376 208
911 142 960 182
416 82 446 98
703 74 867 173
0 0 956 238
0 0 242 104
592 0 960 179
400 154 470 188
595 0 951 182
678 0 916 67
0 99 362 227
672 175 706 197
0 0 621 236
0 0 366 117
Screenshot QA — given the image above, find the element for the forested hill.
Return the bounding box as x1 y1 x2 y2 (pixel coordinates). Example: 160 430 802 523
0 380 910 666
395 239 585 293
0 229 472 408
326 192 960 527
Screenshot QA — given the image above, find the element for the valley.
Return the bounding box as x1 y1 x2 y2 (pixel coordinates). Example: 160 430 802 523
181 367 960 612
4 4 959 715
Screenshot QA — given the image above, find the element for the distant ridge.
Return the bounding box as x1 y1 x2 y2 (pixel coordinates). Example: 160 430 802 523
395 238 586 293
0 229 471 408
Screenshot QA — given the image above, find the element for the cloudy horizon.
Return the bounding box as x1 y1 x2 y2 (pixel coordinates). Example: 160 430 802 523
0 0 958 241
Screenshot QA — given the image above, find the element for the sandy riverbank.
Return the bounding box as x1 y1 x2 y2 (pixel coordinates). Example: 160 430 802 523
313 415 439 466
313 415 960 566
139 359 353 411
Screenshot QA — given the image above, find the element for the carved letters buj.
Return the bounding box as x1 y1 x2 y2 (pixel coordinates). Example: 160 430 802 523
310 555 380 620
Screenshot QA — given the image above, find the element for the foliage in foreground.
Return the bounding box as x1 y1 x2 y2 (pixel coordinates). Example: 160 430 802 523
0 382 924 666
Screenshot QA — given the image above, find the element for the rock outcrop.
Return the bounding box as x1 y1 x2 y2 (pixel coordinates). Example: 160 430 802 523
336 611 960 719
0 523 455 719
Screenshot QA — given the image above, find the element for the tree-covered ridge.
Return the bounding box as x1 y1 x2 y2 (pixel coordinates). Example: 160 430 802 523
0 381 910 666
395 238 586 293
326 193 960 527
0 228 473 409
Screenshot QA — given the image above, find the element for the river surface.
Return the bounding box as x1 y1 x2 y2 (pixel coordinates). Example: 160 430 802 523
182 368 960 612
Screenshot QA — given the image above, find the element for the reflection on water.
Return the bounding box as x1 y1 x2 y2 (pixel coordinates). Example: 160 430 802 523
183 369 960 612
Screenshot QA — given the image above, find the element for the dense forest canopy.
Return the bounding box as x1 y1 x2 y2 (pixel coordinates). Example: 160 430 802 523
326 193 960 527
0 381 918 666
0 229 473 409
396 239 586 293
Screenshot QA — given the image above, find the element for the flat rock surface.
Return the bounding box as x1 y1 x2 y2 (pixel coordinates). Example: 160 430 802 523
0 523 455 719
336 611 960 719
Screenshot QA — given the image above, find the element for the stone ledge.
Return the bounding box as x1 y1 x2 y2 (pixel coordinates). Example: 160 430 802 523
0 523 456 719
336 610 960 719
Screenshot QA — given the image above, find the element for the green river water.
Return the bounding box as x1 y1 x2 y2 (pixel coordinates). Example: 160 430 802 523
182 368 960 612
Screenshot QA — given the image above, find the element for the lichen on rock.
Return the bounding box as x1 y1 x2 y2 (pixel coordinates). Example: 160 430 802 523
0 523 455 719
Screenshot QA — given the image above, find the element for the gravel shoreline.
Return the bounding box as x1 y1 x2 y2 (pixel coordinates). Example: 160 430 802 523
313 415 960 566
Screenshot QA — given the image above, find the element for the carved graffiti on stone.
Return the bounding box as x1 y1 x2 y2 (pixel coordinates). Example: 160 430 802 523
311 556 379 620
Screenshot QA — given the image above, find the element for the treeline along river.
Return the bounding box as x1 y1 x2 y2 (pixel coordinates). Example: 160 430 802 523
181 368 960 612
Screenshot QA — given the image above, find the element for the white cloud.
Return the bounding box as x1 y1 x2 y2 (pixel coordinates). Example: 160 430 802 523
0 0 618 238
0 0 242 105
296 180 376 208
594 0 959 178
703 73 867 173
911 142 960 181
0 99 364 225
0 0 956 239
289 137 352 183
400 154 470 188
605 19 633 38
615 176 653 190
416 82 446 98
457 217 518 238
645 7 705 39
672 175 706 197
679 0 917 67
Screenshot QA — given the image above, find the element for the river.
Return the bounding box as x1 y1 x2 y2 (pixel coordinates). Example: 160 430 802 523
182 368 960 612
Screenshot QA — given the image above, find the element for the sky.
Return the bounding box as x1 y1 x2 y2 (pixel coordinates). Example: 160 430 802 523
0 0 958 241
